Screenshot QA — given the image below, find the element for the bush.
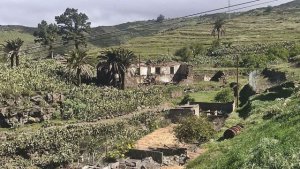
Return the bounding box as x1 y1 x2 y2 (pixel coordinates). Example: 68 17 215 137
264 6 273 14
266 46 289 61
156 14 165 23
214 88 234 103
179 95 195 105
174 116 215 144
289 44 300 57
240 54 268 69
175 46 193 62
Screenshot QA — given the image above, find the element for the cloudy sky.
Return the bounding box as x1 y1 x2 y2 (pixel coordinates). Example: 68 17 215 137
0 0 293 27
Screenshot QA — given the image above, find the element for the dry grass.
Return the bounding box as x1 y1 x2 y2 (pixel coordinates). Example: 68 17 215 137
135 124 207 169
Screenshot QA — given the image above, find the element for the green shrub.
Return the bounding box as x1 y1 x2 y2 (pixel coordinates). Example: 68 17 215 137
289 43 300 57
214 88 234 103
175 46 193 62
266 46 289 61
174 116 215 144
179 95 195 105
240 54 268 68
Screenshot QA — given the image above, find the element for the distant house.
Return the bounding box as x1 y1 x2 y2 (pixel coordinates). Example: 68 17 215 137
97 61 193 88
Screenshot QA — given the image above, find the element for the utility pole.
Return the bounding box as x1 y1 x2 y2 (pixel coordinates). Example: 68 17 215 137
139 55 141 83
228 0 231 19
236 54 239 108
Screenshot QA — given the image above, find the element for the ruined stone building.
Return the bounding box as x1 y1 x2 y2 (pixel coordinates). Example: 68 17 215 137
97 61 193 88
124 62 193 87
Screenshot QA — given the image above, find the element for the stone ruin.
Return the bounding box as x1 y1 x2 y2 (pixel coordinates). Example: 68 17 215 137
83 147 189 169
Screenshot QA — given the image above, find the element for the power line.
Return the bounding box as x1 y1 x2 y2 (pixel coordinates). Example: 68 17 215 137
0 0 284 57
0 0 265 56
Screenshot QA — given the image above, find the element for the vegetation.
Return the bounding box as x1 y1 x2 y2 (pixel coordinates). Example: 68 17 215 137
187 86 300 169
174 116 215 144
174 43 205 62
211 17 226 40
1 38 24 67
156 14 165 23
0 110 167 168
33 20 59 58
0 1 300 168
67 49 93 86
214 88 234 103
98 48 137 89
179 95 195 105
55 8 91 50
0 58 166 122
240 54 268 69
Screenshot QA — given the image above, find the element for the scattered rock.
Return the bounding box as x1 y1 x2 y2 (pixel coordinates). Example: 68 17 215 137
30 95 44 105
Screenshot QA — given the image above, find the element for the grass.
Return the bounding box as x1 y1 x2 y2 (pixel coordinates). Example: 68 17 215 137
120 7 300 59
189 91 219 102
0 30 35 45
187 81 300 168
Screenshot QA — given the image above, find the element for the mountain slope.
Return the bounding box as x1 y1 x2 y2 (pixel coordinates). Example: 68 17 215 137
187 81 300 168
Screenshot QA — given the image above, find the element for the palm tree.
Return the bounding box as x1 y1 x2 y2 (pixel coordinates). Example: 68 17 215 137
67 49 93 86
1 38 24 68
98 48 136 89
211 18 226 40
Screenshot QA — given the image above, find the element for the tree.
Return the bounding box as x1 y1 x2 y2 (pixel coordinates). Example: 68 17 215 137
190 43 205 57
99 48 136 89
1 38 24 68
174 116 215 144
264 6 273 14
156 14 165 23
55 8 91 50
33 20 59 58
175 46 193 62
211 17 226 40
67 49 93 86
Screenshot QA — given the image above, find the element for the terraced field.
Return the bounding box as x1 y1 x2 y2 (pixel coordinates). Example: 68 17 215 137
122 7 300 58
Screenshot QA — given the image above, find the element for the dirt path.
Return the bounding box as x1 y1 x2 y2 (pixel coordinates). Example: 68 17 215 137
135 125 206 169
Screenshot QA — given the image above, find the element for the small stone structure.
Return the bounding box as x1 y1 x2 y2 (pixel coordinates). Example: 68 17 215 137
190 101 235 114
168 104 199 123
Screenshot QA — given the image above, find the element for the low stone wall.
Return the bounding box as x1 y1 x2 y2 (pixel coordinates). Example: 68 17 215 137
168 105 200 123
0 93 64 127
126 149 163 164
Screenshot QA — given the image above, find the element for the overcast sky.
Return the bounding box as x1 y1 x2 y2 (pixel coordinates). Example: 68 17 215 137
0 0 293 27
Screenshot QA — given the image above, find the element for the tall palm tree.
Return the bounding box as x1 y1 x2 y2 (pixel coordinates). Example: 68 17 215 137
1 38 24 68
67 49 93 86
98 48 136 89
211 18 226 40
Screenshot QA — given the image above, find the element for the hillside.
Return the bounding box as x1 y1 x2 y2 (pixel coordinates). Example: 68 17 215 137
121 3 300 58
0 1 299 58
187 81 300 168
0 25 35 44
0 1 300 168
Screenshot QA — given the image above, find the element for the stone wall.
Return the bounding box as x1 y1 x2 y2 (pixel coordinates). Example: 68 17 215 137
0 93 64 128
190 101 235 114
168 105 199 123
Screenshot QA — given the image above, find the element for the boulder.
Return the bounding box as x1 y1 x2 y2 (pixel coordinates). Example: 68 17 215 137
30 95 44 105
46 93 65 103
